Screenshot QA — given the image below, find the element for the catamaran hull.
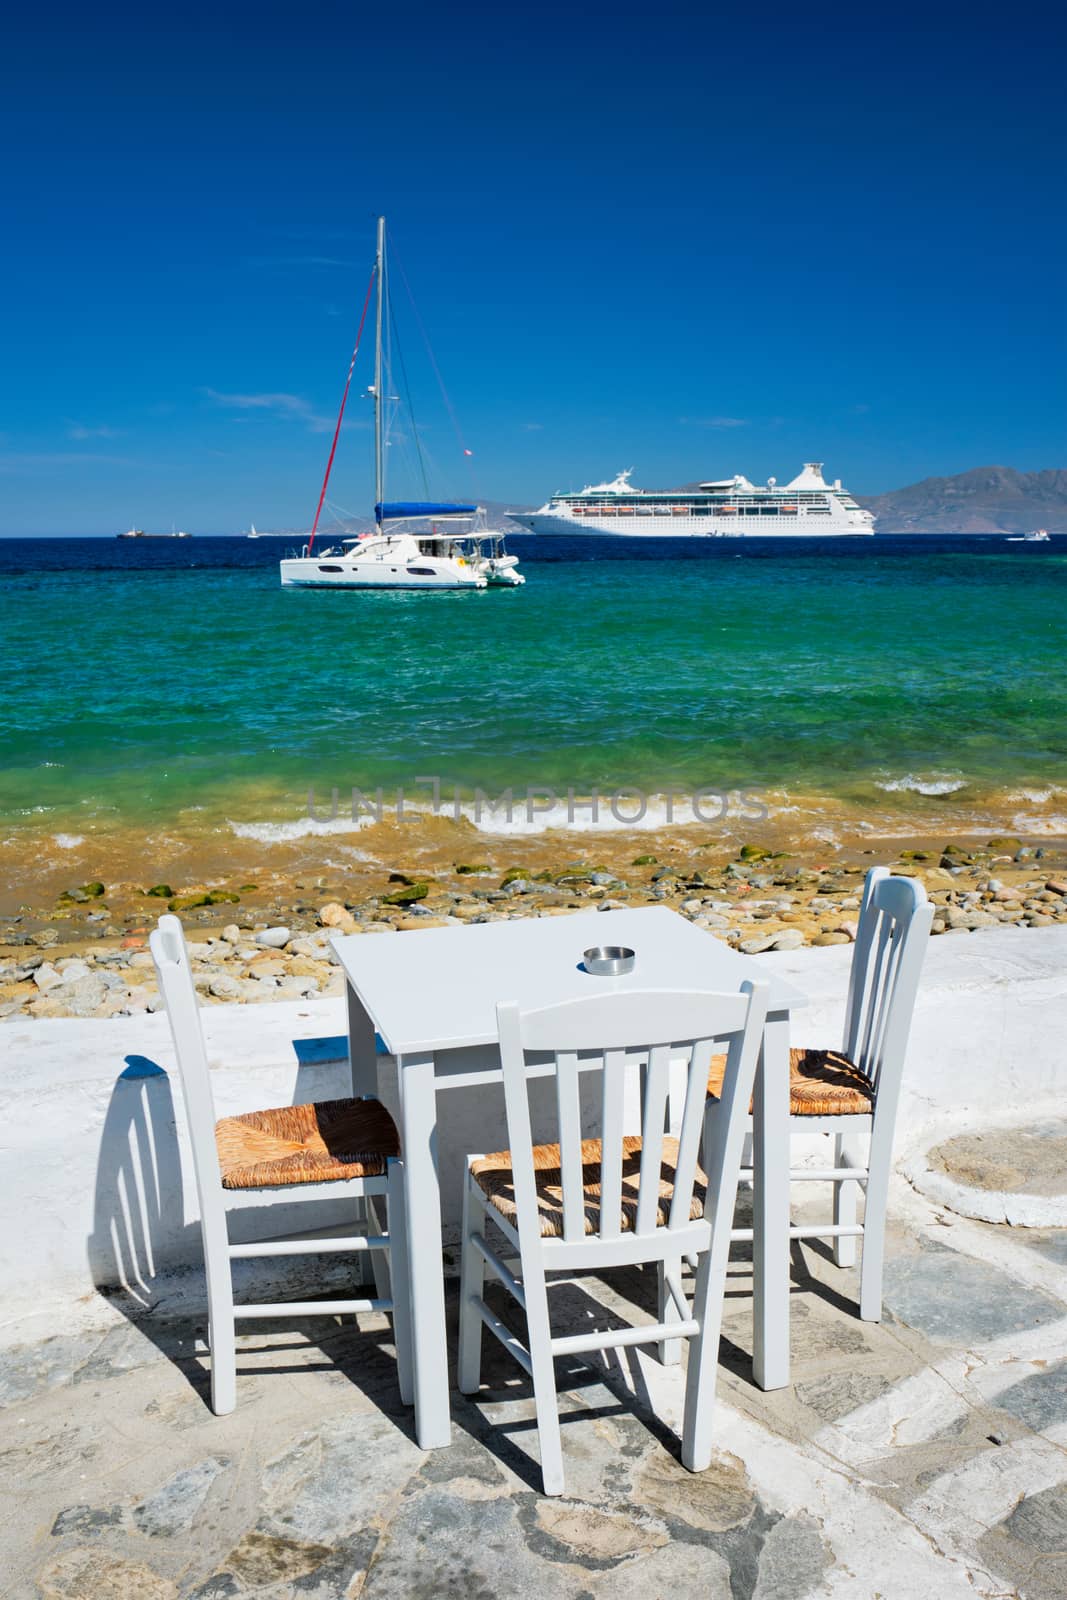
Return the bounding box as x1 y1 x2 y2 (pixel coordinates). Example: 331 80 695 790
279 558 486 590
513 513 873 537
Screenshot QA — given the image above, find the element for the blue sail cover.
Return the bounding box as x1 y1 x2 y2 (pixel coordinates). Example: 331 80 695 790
375 501 477 520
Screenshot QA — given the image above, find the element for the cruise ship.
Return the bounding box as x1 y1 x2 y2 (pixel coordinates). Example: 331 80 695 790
511 463 874 537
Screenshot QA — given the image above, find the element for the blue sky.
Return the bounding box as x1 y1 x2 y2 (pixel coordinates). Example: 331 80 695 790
1 0 1063 534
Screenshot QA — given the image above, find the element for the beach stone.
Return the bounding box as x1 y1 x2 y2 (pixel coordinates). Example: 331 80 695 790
275 977 319 999
56 958 91 981
835 919 858 940
33 961 63 992
286 954 326 977
946 908 997 930
209 975 242 1000
242 979 279 1001
255 926 291 948
740 934 778 955
221 923 241 943
56 975 109 1016
771 928 804 951
814 932 850 946
1046 879 1067 896
244 956 286 979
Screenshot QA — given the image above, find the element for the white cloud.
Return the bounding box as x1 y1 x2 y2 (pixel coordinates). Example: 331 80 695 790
202 388 335 434
520 421 544 432
66 421 123 440
678 416 749 429
0 451 137 471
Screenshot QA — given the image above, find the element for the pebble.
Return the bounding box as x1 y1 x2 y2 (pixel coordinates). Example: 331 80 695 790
254 926 291 949
1047 879 1067 896
209 974 242 1000
32 962 63 992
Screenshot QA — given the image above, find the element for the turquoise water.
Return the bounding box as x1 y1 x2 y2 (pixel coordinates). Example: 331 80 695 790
1 536 1065 839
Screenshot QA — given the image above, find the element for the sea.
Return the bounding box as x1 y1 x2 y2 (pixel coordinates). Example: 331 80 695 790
1 534 1065 875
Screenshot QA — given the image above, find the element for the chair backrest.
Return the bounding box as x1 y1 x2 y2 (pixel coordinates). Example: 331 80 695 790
495 983 769 1247
149 915 227 1234
843 868 934 1101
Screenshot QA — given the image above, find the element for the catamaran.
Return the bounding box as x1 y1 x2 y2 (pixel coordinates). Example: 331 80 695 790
280 219 524 591
511 463 874 537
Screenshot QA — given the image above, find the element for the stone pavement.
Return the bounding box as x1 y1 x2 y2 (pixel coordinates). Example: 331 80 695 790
2 1176 1066 1600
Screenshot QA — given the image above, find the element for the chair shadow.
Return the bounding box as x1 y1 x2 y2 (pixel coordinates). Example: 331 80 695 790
85 1052 412 1426
449 1272 686 1493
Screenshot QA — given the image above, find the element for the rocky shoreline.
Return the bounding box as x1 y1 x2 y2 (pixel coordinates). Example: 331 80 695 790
3 833 1066 1023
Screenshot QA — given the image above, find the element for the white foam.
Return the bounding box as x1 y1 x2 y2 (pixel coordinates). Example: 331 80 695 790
1012 812 1067 837
228 813 379 843
1007 788 1058 805
52 834 85 849
228 790 783 843
875 775 967 796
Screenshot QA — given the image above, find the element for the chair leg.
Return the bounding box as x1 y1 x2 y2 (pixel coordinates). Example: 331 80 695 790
367 1188 393 1306
680 1225 732 1473
457 1172 488 1395
859 1131 891 1322
833 1131 862 1268
523 1263 565 1496
203 1228 237 1415
386 1160 414 1406
656 1258 683 1365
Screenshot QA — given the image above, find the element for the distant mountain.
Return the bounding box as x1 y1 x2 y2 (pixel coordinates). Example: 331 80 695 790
858 467 1067 534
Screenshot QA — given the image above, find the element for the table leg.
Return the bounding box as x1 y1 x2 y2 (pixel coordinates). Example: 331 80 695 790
397 1050 452 1449
752 1011 791 1390
346 979 378 1098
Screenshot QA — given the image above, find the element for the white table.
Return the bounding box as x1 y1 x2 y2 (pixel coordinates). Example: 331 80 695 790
333 905 807 1449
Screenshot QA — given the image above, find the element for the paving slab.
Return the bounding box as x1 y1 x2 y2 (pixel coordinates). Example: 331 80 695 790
3 1205 1067 1599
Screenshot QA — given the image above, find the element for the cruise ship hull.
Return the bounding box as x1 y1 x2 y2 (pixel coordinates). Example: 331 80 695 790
513 513 873 538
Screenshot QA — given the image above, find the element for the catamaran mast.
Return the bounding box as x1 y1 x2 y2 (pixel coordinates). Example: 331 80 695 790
373 215 385 521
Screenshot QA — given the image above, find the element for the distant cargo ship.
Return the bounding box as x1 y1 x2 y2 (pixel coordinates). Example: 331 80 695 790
511 463 874 537
116 528 191 539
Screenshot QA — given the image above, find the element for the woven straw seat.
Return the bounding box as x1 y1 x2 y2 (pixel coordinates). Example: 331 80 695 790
215 1096 400 1189
707 1047 874 1117
470 1136 708 1239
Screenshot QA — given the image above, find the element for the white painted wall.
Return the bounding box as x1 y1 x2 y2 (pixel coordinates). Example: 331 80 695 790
1 926 1064 1344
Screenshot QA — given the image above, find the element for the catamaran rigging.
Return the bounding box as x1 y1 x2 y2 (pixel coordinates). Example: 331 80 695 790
280 217 523 590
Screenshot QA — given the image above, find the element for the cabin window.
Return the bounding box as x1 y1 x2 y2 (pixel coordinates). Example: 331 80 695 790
407 566 436 576
318 564 344 572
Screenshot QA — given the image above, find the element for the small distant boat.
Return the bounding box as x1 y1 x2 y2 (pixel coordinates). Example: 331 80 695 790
1006 528 1050 543
247 524 261 539
280 217 524 592
116 527 191 539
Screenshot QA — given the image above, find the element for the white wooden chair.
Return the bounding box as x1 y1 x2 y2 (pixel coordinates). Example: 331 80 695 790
456 981 768 1495
150 914 412 1415
709 867 933 1321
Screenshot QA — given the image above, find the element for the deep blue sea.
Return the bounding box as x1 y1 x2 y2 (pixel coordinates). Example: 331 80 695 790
1 533 1064 848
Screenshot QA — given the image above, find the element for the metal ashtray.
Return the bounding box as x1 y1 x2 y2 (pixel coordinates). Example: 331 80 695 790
582 945 635 976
